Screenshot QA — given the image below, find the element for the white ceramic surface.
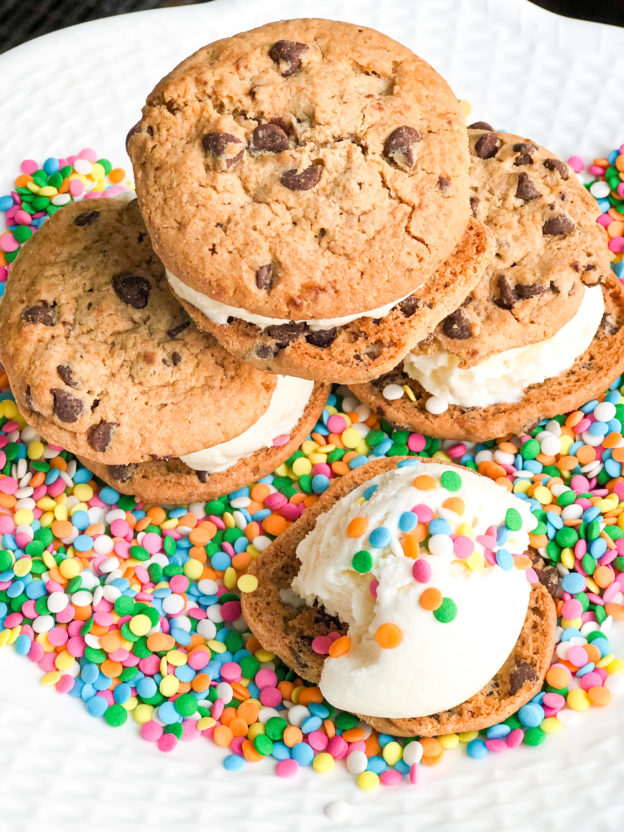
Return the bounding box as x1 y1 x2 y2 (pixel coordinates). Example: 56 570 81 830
1 2 623 830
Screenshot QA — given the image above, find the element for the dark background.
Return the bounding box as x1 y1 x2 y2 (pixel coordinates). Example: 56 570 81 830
0 0 622 54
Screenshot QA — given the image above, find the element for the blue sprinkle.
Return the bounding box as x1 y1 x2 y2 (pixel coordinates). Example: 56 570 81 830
561 627 582 642
14 634 31 655
378 734 394 747
373 439 393 456
271 741 291 761
428 518 451 536
467 739 488 759
43 157 60 174
80 683 96 701
589 538 607 559
366 755 387 774
545 511 563 529
136 677 157 699
368 526 392 548
301 715 322 734
308 703 330 718
496 526 510 544
86 696 108 717
576 662 596 677
396 457 421 467
74 535 94 553
0 195 14 211
495 549 513 571
291 742 314 766
561 573 585 594
591 637 610 657
73 467 93 484
70 510 90 530
99 487 120 505
223 754 245 771
211 552 231 570
158 702 182 724
114 683 132 704
398 511 417 532
518 702 544 728
362 484 378 501
348 455 369 469
486 724 511 739
588 421 608 437
311 474 330 494
581 400 599 414
228 487 249 500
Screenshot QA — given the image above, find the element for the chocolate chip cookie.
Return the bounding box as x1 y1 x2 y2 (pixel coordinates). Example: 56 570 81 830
0 199 327 475
127 19 474 378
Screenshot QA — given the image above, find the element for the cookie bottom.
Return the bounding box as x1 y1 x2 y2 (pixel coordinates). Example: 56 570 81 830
173 219 494 384
241 457 557 737
79 383 329 504
350 273 624 441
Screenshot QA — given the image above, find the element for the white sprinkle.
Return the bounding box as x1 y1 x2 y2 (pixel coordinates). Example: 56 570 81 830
287 705 309 726
188 502 205 518
403 740 424 765
259 707 280 723
581 431 604 447
556 708 580 727
475 450 494 464
71 590 93 607
427 533 454 556
99 557 119 574
594 401 616 422
341 395 359 412
606 674 624 694
346 750 368 774
198 579 218 595
252 535 272 551
102 584 121 602
590 180 610 199
73 159 92 175
545 420 562 436
162 594 185 615
33 614 54 633
324 801 352 822
207 605 223 623
93 535 114 555
215 682 233 703
425 395 448 414
355 403 371 421
230 497 251 509
561 504 583 521
382 383 405 401
540 435 561 456
233 510 248 529
196 619 217 640
47 591 68 614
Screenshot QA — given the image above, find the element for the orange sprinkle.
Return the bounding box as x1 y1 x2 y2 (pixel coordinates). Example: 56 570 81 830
251 483 271 502
146 633 175 652
546 666 570 689
237 701 260 725
188 546 207 564
277 680 295 700
230 682 250 701
15 173 32 188
191 673 211 693
331 461 350 476
229 717 249 738
231 552 252 570
0 493 16 509
101 660 122 678
51 520 73 539
347 516 368 538
364 735 381 757
375 622 403 648
413 475 438 491
605 603 624 620
283 726 303 747
176 512 198 529
245 522 260 542
588 686 613 706
242 739 263 762
220 707 236 726
328 635 351 658
108 167 125 184
566 411 584 429
584 644 601 664
402 534 420 559
342 728 366 743
213 725 234 747
443 497 465 515
576 445 596 465
420 737 443 758
189 522 217 546
594 565 615 588
263 514 289 536
419 587 442 611
323 719 336 739
146 506 166 525
290 493 307 506
298 686 324 705
514 555 532 570
612 447 624 463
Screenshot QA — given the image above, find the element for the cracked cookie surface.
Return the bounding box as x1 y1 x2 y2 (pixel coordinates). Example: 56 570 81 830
127 18 470 320
414 127 611 367
0 198 277 464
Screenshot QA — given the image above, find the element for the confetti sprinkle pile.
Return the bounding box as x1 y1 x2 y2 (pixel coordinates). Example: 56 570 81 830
0 148 623 790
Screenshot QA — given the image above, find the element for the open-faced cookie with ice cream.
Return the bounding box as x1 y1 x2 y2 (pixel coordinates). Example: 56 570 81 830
241 457 557 736
126 18 496 383
0 197 328 503
351 127 624 440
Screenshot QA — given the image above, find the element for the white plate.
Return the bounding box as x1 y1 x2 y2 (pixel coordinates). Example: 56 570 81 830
1 2 624 830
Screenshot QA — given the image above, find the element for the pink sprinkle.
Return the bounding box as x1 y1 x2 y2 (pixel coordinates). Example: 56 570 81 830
141 721 163 742
477 534 497 548
446 443 466 459
413 504 433 523
141 532 163 554
412 559 431 583
221 600 241 621
603 582 620 603
169 574 189 593
220 662 242 683
597 213 612 227
542 692 565 709
276 759 299 778
14 210 31 225
67 637 86 658
55 674 74 694
212 698 224 720
109 649 129 662
139 655 160 675
567 155 584 173
506 729 524 748
380 769 402 786
28 642 44 662
157 733 178 752
280 504 300 522
562 599 583 619
312 463 331 477
571 475 590 493
409 763 420 785
327 415 347 433
485 739 507 752
0 234 18 253
47 479 66 498
188 650 210 670
79 147 98 161
18 602 36 620
208 515 226 529
484 549 497 566
574 539 587 558
567 645 588 667
255 668 278 688
327 736 348 759
39 653 56 672
47 627 68 646
272 434 290 447
259 686 282 707
110 519 131 538
453 536 474 558
580 672 603 691
265 493 287 510
618 183 624 199
69 179 84 197
311 635 331 655
182 720 199 741
586 592 603 606
588 164 605 176
230 738 245 755
407 433 426 452
20 159 38 174
308 730 328 751
0 515 15 533
369 578 379 598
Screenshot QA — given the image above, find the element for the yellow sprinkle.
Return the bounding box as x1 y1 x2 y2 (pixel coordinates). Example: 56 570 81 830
40 671 61 686
161 519 178 530
159 675 179 697
13 557 32 577
559 435 574 455
27 440 45 460
73 483 93 502
292 457 312 477
466 551 485 571
39 513 55 527
183 559 203 580
255 648 275 662
223 567 237 590
223 512 235 529
381 741 402 765
567 689 590 711
54 504 68 521
237 574 258 593
274 463 289 477
432 450 452 463
69 501 89 515
123 696 138 712
355 440 369 456
129 614 151 637
325 405 337 416
533 486 552 505
59 558 81 579
596 498 615 513
585 576 600 594
341 427 360 449
403 384 416 402
54 651 75 671
248 722 265 740
541 717 562 734
43 550 57 570
133 704 154 724
459 99 472 117
456 522 473 538
0 400 18 419
14 508 34 526
166 649 187 667
26 180 41 194
159 656 168 677
312 753 335 773
596 654 615 669
8 626 20 645
606 658 624 674
301 439 320 454
459 731 478 743
513 480 531 494
291 685 303 704
0 629 11 648
438 733 459 749
308 453 327 465
208 640 226 654
357 771 380 791
561 549 575 570
37 497 56 511
91 163 106 180
197 716 216 731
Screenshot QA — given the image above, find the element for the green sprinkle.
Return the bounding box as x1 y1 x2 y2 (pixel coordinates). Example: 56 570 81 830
265 717 288 740
505 508 523 531
555 527 578 548
253 734 274 756
104 704 128 727
351 550 373 573
114 596 135 616
433 597 457 623
440 470 462 492
523 727 545 746
174 693 198 716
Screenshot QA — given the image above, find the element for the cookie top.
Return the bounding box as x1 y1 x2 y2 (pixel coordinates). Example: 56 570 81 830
414 127 610 367
127 18 470 320
0 198 277 464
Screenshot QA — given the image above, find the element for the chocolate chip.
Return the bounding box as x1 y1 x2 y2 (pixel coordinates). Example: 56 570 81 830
268 40 308 76
543 157 569 180
21 302 57 326
441 309 471 339
167 319 190 338
550 281 560 294
514 153 533 166
305 328 337 348
468 121 494 131
474 132 501 159
512 141 538 154
112 273 151 309
397 296 421 318
542 214 575 236
280 164 322 191
469 196 480 217
600 312 619 335
51 389 83 423
250 123 289 153
365 341 383 359
383 126 422 170
515 282 548 299
74 210 100 227
255 264 273 290
255 344 278 359
24 385 33 410
108 464 136 483
436 176 450 192
494 275 516 310
171 351 182 366
56 364 78 388
571 261 581 272
87 421 116 452
265 322 306 346
535 565 560 598
515 172 542 202
509 660 538 695
196 470 210 483
202 132 244 171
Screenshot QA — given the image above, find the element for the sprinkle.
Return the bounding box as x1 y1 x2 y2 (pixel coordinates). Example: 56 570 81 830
375 623 403 649
351 550 373 573
347 516 368 538
419 587 443 611
433 597 458 623
440 470 462 492
368 526 392 548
